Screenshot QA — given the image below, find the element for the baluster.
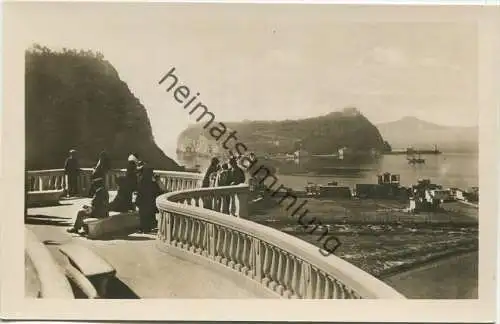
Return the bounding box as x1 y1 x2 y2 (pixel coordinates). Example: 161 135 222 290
47 176 54 190
249 238 259 279
301 262 312 298
172 214 180 246
157 212 165 241
261 244 270 285
227 231 235 268
234 233 243 271
222 228 231 265
176 215 183 246
291 258 301 298
205 223 213 258
214 194 221 212
188 218 196 251
221 228 229 265
183 217 190 249
339 283 347 299
38 176 44 191
273 251 284 295
282 255 292 298
241 235 249 274
332 280 341 299
324 277 332 299
195 220 202 253
314 271 323 299
54 175 60 190
216 227 224 262
214 226 221 261
268 248 279 291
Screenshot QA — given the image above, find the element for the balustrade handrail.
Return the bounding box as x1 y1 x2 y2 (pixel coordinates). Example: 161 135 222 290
26 168 203 178
157 186 406 299
165 184 248 200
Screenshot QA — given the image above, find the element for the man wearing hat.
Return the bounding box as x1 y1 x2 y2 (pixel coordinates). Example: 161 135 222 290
67 177 109 234
64 149 80 197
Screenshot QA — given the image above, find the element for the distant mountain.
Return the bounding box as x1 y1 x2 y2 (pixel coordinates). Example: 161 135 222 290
376 117 478 153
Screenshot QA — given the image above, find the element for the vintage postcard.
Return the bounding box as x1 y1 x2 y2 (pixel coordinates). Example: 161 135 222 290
1 1 498 322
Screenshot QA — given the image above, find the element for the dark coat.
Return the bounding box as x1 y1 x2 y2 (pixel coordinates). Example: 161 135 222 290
90 187 109 218
230 166 246 185
64 157 79 174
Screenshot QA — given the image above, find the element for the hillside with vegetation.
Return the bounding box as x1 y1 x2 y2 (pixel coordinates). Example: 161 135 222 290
25 45 181 171
177 107 389 156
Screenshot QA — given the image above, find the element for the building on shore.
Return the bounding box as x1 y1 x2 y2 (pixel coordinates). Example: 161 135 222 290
407 179 445 213
355 172 407 200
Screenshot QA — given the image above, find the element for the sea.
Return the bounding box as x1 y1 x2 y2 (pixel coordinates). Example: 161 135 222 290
175 151 478 191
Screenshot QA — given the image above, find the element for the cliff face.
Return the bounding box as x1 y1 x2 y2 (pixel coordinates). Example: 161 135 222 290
177 107 386 156
25 45 181 171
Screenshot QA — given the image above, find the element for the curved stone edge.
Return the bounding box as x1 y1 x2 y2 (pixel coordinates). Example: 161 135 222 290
25 228 74 298
155 243 280 299
158 187 406 300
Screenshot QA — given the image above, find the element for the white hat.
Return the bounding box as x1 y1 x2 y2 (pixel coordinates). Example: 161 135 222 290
128 154 139 163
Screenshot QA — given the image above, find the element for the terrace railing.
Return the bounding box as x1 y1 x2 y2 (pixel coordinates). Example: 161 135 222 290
25 168 203 195
156 185 406 299
25 168 405 299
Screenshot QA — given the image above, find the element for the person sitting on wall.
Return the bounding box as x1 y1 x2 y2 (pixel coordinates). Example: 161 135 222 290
67 178 109 234
109 160 139 212
88 151 111 197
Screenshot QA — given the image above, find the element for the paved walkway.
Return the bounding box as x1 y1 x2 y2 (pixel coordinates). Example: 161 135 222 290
26 196 273 299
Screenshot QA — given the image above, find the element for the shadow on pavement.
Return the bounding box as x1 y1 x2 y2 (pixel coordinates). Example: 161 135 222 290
25 214 72 227
42 240 62 246
90 234 156 241
105 277 140 299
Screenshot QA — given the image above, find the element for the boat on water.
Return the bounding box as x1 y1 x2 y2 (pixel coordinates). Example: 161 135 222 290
385 144 442 155
407 154 425 164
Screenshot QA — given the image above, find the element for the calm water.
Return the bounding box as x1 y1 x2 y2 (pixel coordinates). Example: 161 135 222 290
176 152 478 191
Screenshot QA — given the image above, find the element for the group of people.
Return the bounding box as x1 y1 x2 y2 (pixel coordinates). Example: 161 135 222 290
65 150 164 235
202 156 246 188
201 155 248 214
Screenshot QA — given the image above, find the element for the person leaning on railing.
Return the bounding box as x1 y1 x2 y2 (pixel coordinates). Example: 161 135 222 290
67 177 109 234
64 149 80 197
201 157 220 209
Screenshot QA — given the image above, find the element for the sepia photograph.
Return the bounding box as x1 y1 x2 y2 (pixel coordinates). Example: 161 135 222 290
1 1 498 322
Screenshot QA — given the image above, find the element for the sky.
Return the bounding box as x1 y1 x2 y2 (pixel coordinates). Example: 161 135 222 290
8 2 479 156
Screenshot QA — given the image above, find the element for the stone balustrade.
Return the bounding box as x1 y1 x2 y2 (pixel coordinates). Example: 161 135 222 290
163 184 249 218
156 187 406 299
25 168 405 299
26 168 203 196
